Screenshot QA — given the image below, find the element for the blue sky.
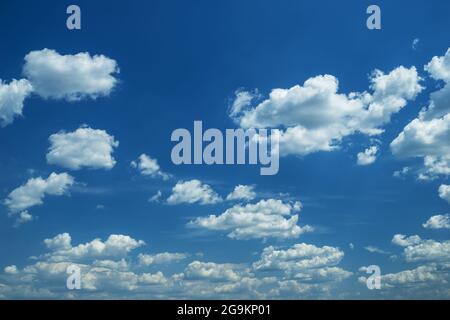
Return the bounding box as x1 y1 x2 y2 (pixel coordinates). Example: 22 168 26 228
0 0 449 299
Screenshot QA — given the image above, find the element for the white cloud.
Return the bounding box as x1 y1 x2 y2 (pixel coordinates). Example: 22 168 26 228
138 253 188 266
231 66 422 157
4 265 18 275
167 179 222 205
392 234 450 263
0 79 33 127
23 49 118 101
357 146 379 166
423 214 450 229
4 172 74 214
43 233 145 262
189 199 312 240
391 48 450 179
131 154 169 180
252 243 351 282
47 126 119 170
439 184 450 204
226 185 256 201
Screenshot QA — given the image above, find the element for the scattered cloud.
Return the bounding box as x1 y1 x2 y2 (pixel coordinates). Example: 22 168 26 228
412 38 420 50
47 126 119 170
138 253 188 266
364 245 390 254
167 180 222 205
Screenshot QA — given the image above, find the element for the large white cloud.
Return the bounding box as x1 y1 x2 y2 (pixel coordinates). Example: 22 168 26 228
167 179 222 205
4 172 74 215
189 199 312 240
23 49 119 101
131 154 170 180
391 48 450 179
231 66 422 156
0 79 33 127
47 126 119 170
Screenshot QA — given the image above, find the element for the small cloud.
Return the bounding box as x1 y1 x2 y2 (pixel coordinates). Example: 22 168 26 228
412 38 420 50
364 245 390 255
357 146 379 166
148 191 162 203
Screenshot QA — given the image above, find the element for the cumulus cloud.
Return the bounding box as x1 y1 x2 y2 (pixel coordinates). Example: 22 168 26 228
0 233 350 299
423 214 450 229
131 154 170 180
231 66 422 157
391 48 450 179
439 184 450 204
4 172 74 217
167 180 222 205
357 146 379 166
226 185 256 201
42 233 145 262
392 234 450 263
47 126 119 170
252 243 351 282
189 199 312 240
0 79 33 127
23 49 118 101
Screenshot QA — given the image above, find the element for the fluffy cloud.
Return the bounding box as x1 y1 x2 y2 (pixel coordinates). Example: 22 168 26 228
131 154 169 180
357 146 379 166
252 243 351 282
439 184 450 204
47 126 119 170
423 214 450 229
138 253 188 266
226 185 256 201
0 233 350 299
231 66 422 156
167 180 222 205
391 48 450 179
189 199 312 240
0 79 33 127
4 172 74 217
23 49 118 101
42 233 145 262
392 234 450 263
